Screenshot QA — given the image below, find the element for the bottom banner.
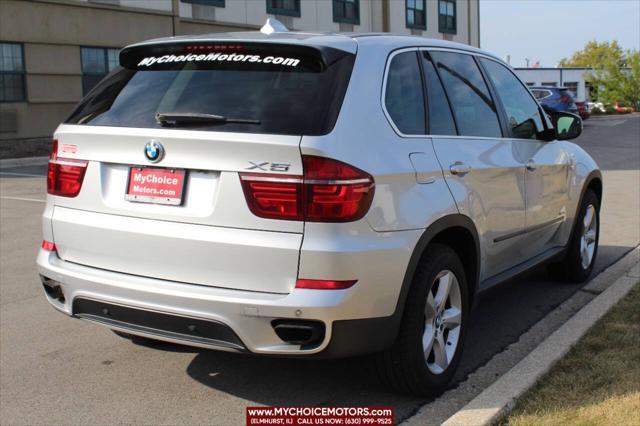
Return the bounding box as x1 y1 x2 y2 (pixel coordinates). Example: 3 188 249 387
246 406 394 425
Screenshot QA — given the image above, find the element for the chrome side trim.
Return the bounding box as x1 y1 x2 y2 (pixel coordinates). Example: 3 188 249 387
239 175 372 185
493 215 565 243
381 47 512 140
240 175 303 183
381 47 427 139
304 178 372 185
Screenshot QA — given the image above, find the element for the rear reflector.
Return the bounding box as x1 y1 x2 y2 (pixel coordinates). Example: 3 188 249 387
41 240 57 252
295 279 358 290
47 158 88 197
239 156 374 222
50 139 58 161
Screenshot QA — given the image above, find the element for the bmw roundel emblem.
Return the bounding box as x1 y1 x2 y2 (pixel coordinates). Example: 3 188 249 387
144 140 164 163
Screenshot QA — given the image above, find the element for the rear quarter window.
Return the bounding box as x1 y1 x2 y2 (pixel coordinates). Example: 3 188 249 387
384 51 426 135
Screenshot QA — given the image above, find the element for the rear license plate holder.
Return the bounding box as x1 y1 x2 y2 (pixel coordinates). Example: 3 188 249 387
125 166 186 206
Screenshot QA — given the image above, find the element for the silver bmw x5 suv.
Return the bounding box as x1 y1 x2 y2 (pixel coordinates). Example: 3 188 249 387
38 29 601 396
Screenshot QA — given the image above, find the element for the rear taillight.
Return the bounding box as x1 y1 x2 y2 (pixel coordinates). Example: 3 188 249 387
239 174 304 220
47 139 88 197
239 156 375 222
559 95 571 103
302 156 375 222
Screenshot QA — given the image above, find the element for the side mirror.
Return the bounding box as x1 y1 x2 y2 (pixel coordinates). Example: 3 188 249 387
552 111 583 140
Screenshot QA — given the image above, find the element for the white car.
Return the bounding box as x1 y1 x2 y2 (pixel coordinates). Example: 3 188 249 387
38 28 601 396
588 102 606 113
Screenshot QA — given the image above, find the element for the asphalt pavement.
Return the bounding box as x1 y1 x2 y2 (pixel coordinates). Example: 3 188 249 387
1 114 638 425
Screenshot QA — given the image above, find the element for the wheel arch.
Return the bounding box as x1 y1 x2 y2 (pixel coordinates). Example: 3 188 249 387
318 214 481 358
394 214 481 323
570 170 603 239
585 171 603 207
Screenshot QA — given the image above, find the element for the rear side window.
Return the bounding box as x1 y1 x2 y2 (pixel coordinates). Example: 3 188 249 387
430 51 502 138
531 89 544 100
66 43 355 136
421 53 457 135
479 58 544 140
384 51 426 135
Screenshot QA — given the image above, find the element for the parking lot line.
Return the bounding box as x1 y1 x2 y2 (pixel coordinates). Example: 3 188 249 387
0 172 46 177
0 196 45 203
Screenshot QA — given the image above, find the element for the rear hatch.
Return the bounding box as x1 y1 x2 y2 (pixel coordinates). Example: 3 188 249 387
50 39 355 293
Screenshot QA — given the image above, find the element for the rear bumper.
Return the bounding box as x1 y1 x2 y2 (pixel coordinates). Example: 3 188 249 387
37 248 404 357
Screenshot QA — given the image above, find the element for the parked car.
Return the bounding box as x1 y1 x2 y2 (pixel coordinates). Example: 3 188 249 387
38 26 602 396
531 87 580 120
575 101 590 120
529 86 579 115
589 101 606 113
612 101 635 113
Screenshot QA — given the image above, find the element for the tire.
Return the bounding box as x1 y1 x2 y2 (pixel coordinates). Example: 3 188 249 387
373 243 469 396
549 189 600 283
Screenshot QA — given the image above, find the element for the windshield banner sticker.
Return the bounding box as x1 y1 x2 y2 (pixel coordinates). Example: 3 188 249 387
137 52 301 68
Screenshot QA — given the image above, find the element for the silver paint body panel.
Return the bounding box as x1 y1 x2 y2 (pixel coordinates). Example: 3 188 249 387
38 32 600 355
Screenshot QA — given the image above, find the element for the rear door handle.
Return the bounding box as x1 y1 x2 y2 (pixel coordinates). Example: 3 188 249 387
450 162 471 175
526 160 537 171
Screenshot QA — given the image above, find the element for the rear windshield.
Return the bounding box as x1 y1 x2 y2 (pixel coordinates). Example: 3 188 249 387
531 89 549 100
66 42 355 136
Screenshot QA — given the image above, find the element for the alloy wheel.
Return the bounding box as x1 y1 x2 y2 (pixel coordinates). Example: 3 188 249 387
580 204 597 270
422 270 462 375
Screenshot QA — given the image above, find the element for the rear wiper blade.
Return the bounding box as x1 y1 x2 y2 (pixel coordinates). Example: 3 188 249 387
155 112 260 127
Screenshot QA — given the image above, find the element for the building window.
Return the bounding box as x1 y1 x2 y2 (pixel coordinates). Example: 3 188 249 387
333 0 359 25
267 0 300 17
406 0 426 30
181 0 225 6
541 82 557 87
525 82 535 87
81 47 120 95
438 0 456 34
0 42 26 102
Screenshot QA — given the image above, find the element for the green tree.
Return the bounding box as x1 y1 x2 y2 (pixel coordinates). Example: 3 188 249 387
558 40 625 68
620 50 640 107
559 41 639 106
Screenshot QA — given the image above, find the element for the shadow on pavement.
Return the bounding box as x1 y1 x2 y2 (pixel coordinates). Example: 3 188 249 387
141 245 634 421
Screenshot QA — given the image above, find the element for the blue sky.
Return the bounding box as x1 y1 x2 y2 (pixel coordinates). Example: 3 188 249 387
480 0 640 67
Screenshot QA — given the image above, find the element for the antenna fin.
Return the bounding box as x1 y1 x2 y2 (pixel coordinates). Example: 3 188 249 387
260 18 289 35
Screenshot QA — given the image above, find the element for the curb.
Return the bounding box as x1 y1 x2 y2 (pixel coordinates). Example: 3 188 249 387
441 254 640 426
0 156 49 169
